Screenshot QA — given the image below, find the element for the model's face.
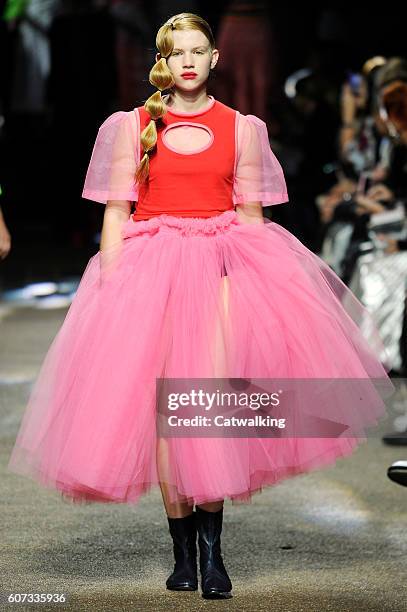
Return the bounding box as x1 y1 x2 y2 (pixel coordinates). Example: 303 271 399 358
156 30 218 92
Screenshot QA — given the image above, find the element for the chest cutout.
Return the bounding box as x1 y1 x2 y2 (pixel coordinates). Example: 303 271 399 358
161 122 214 155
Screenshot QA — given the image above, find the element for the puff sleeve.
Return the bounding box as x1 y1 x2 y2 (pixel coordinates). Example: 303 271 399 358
232 113 289 207
82 109 140 204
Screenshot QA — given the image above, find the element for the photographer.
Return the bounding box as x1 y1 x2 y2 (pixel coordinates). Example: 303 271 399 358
318 58 394 277
320 59 407 282
338 56 388 181
375 80 407 253
369 77 407 453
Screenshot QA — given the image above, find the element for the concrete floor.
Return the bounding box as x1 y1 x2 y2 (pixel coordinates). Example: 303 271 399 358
1 302 407 612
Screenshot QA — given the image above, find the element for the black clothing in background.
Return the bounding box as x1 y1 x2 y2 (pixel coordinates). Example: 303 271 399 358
47 6 117 245
385 144 407 203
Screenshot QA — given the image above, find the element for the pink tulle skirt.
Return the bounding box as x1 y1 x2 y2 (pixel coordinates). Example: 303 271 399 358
7 210 394 506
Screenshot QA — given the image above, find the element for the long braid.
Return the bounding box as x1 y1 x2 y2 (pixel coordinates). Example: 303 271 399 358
135 13 215 184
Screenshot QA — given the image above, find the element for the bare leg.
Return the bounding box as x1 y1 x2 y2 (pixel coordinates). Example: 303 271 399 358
196 500 224 512
157 437 193 518
159 482 193 518
158 275 229 517
157 435 224 515
197 275 228 515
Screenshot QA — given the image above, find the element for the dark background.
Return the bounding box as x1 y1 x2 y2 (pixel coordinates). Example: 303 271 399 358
0 2 406 286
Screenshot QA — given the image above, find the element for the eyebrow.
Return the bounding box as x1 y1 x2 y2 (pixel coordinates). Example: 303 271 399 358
172 46 208 51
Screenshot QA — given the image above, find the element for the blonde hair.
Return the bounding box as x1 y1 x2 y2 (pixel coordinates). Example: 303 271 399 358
135 13 215 184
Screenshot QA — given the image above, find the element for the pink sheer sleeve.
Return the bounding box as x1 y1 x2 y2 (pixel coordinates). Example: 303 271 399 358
233 113 289 207
82 109 140 204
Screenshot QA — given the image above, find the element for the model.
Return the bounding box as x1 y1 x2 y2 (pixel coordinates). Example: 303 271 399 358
7 12 394 600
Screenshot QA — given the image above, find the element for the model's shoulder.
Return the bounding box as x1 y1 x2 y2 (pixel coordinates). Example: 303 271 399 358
235 112 265 125
134 104 149 118
98 108 138 131
212 101 264 126
234 113 268 137
213 99 238 118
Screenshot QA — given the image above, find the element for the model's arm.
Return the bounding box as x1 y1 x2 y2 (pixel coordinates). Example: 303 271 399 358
100 200 132 251
234 115 286 222
235 202 265 224
82 111 139 251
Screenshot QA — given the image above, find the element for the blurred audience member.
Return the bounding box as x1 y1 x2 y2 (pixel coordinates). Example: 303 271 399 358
0 186 11 260
110 0 154 109
317 58 407 399
339 56 388 179
318 58 407 280
212 0 279 124
4 0 60 114
278 70 340 251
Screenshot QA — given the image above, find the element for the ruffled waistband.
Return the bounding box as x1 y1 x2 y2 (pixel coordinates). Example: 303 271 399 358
121 210 240 238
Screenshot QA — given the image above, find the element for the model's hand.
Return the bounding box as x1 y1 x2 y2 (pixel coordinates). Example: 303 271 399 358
235 202 264 225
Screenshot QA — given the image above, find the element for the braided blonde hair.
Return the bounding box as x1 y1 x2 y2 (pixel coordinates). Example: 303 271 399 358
135 13 216 184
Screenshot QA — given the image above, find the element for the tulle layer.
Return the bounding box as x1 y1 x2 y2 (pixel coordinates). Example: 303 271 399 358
7 210 394 506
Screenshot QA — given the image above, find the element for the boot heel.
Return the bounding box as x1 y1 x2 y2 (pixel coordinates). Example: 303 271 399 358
196 506 233 599
166 512 198 591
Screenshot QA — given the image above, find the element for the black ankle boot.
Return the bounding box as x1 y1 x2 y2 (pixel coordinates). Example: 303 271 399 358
166 512 198 591
195 506 233 599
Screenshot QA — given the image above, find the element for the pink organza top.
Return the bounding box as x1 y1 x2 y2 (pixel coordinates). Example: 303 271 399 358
82 95 289 218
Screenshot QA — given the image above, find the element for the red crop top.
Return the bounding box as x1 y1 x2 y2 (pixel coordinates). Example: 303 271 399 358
82 95 289 220
134 96 235 220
